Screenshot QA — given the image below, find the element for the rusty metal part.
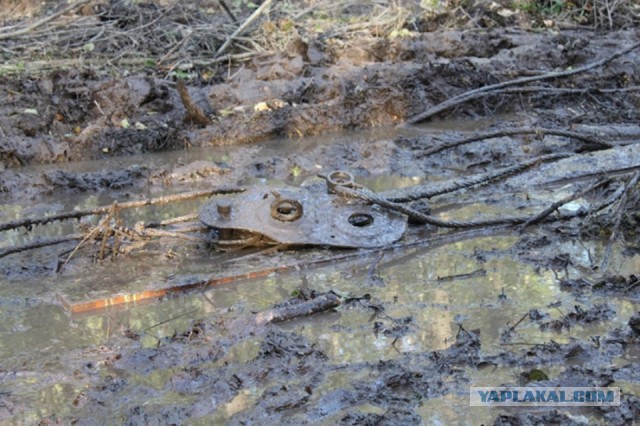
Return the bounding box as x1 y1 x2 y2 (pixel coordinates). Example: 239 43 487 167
326 170 356 193
199 185 407 248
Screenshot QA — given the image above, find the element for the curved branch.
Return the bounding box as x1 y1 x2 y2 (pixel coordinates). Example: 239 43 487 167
403 40 640 125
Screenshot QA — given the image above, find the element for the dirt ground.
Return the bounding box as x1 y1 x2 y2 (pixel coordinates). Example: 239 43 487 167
1 0 640 424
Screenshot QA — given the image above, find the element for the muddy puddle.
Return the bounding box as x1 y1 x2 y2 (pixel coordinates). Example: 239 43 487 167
3 231 638 424
2 118 640 424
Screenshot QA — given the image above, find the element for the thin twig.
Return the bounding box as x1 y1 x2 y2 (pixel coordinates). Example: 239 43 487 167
218 0 237 23
215 0 274 58
519 177 613 231
60 213 112 272
403 40 640 124
418 127 611 158
601 171 640 271
437 268 486 283
506 312 530 334
145 213 199 228
0 0 92 41
0 188 244 232
0 235 83 259
136 228 208 242
382 152 570 202
254 292 341 325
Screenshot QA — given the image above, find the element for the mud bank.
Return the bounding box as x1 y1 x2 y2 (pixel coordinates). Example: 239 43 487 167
2 27 640 174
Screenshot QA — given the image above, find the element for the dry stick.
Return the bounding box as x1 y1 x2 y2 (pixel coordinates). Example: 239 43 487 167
0 188 244 232
0 53 260 75
254 292 341 325
61 213 112 271
0 235 83 259
403 40 640 125
0 0 92 41
97 204 117 261
137 228 207 242
519 177 613 231
215 0 274 58
419 127 611 158
491 85 640 96
218 0 238 23
436 268 486 283
601 171 640 272
145 213 199 228
507 312 530 334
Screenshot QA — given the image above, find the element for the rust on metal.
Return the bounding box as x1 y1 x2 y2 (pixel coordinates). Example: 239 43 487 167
199 174 407 248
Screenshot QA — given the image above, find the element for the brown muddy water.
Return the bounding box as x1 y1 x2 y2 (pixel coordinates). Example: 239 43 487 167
1 122 639 424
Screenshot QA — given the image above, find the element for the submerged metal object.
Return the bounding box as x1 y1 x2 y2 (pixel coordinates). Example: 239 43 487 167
199 174 407 248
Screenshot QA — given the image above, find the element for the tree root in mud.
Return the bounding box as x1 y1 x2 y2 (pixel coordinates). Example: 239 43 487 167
0 190 238 261
417 127 613 158
404 40 640 124
519 176 613 230
0 188 243 232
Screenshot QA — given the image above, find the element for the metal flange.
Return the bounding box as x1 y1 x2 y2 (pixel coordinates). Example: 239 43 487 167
199 185 407 248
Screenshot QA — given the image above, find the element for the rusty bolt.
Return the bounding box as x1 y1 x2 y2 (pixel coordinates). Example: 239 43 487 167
217 199 232 219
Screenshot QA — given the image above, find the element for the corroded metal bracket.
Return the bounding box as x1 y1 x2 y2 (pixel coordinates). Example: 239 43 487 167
199 172 407 248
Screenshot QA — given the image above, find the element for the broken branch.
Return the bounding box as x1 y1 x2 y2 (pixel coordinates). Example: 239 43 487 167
601 171 640 271
0 0 91 41
519 177 613 230
0 188 244 232
404 40 640 124
254 292 341 325
215 0 274 58
419 127 611 158
0 235 82 259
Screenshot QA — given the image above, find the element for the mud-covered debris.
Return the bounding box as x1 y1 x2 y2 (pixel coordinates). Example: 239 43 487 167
539 304 616 332
593 275 640 298
561 275 640 299
258 330 326 360
260 385 311 413
116 342 224 375
598 394 640 424
0 136 69 167
434 328 481 365
44 166 148 191
629 312 640 335
493 410 589 426
169 161 230 182
340 407 421 426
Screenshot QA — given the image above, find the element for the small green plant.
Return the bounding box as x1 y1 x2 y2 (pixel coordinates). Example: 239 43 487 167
512 0 569 16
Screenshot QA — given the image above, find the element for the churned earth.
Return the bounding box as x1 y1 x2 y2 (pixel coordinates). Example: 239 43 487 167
1 0 640 424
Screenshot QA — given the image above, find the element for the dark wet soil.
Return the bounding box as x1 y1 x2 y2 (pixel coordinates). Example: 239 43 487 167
2 2 640 424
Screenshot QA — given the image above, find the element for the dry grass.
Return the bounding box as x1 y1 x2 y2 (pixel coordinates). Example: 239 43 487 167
0 0 637 76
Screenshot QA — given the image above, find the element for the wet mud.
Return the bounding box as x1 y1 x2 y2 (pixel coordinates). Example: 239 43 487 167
2 2 640 424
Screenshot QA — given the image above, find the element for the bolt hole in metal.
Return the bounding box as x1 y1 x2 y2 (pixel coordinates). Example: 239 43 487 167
271 199 303 222
348 213 374 227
